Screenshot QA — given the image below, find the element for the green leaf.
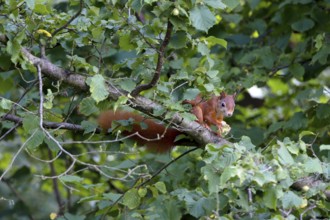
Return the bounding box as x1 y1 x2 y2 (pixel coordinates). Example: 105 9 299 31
304 158 323 173
81 121 98 134
169 31 188 49
291 18 315 32
189 5 216 32
220 166 241 187
203 83 214 92
223 0 240 10
197 42 210 56
79 97 99 116
113 96 128 112
60 175 84 183
299 131 315 140
204 0 226 9
26 0 35 10
320 145 330 151
26 129 45 150
277 141 294 165
118 79 136 92
202 165 220 193
289 63 305 80
34 4 50 15
154 182 167 194
119 33 135 51
23 115 40 133
263 187 277 209
43 89 54 109
0 98 12 110
6 40 21 64
86 74 109 103
284 112 308 131
281 191 303 209
123 188 140 209
183 88 200 100
205 36 227 49
138 188 147 197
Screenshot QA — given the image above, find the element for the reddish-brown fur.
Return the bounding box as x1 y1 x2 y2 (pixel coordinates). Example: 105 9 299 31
184 92 236 136
98 111 180 152
98 92 236 152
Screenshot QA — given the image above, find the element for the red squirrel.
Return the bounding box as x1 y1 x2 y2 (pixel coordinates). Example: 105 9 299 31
98 92 236 152
184 92 236 136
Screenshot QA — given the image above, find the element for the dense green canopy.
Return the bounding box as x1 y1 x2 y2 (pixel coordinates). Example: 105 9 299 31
0 0 329 219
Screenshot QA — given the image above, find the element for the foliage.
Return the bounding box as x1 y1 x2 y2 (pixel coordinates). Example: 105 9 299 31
0 0 330 219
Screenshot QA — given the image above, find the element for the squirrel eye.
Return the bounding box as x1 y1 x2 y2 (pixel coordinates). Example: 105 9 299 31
221 102 226 107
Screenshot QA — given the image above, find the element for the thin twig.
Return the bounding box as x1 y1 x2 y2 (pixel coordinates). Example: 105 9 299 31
48 148 64 214
131 20 173 96
101 147 199 219
51 0 84 37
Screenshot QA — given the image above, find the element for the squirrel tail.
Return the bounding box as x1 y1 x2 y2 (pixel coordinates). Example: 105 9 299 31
98 111 181 152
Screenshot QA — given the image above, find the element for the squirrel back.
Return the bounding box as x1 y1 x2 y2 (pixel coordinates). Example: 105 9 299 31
98 111 181 152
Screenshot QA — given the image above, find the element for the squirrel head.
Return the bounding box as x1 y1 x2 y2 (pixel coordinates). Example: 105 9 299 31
218 92 236 117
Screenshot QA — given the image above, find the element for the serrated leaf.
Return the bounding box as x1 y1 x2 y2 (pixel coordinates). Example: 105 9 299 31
79 97 99 116
122 188 140 209
189 5 216 32
154 182 167 194
87 74 109 103
60 175 84 183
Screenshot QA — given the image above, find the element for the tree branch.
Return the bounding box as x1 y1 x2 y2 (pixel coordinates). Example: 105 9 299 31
18 46 229 149
51 0 84 37
1 113 97 133
131 20 173 96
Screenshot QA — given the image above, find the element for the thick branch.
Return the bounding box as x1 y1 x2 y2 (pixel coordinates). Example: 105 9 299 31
19 47 228 148
21 48 88 91
131 20 173 96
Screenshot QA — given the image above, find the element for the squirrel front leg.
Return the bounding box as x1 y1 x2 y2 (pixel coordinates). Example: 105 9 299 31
192 106 211 129
203 113 223 135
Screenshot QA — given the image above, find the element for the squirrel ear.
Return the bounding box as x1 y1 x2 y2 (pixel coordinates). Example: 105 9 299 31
220 91 227 99
232 92 237 99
